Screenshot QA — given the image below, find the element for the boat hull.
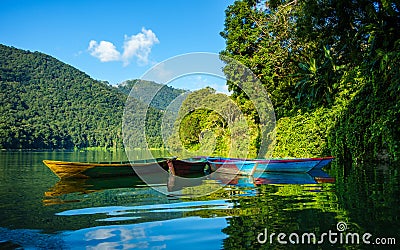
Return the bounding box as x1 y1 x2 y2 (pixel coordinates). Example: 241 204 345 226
208 160 258 176
43 159 169 179
167 159 208 176
308 157 335 170
43 158 208 179
207 156 334 174
258 160 316 173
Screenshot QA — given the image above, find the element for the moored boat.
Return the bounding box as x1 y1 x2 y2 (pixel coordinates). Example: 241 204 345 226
207 156 334 175
43 158 171 179
257 157 334 172
167 158 209 176
308 156 335 170
207 159 259 176
43 157 209 179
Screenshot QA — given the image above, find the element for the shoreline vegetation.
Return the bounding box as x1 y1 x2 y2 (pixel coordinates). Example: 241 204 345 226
219 0 399 164
1 0 399 165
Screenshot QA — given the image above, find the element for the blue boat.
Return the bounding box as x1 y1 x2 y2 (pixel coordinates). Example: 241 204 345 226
207 157 334 176
309 157 335 170
208 160 259 176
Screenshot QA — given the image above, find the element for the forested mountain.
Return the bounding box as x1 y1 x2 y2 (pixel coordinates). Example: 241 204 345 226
116 79 186 110
0 44 183 150
0 44 126 149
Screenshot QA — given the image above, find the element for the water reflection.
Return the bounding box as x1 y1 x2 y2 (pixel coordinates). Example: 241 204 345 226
44 170 335 203
43 173 207 204
61 217 228 249
43 176 147 205
44 176 146 197
48 170 339 249
221 162 399 249
1 151 398 249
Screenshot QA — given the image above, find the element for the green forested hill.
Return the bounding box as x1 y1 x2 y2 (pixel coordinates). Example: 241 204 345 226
117 79 186 110
0 44 127 149
0 44 183 150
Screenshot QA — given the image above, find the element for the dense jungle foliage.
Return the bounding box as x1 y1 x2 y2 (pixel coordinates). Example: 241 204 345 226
167 87 260 158
220 0 400 163
0 44 180 150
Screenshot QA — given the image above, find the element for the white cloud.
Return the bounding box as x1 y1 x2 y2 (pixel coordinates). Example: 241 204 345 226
88 40 121 62
122 27 159 66
88 27 159 66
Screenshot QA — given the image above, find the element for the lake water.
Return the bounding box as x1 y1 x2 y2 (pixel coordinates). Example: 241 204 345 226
0 151 398 249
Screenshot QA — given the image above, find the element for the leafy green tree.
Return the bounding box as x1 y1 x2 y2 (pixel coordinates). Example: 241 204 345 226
220 0 400 162
221 0 304 118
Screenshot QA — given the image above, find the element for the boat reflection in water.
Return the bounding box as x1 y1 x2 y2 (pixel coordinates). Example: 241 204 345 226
211 169 335 187
44 176 146 197
43 176 146 205
44 169 335 204
43 173 207 205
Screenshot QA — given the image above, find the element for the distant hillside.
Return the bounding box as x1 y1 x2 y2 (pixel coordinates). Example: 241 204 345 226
0 44 185 150
116 79 186 110
0 44 127 149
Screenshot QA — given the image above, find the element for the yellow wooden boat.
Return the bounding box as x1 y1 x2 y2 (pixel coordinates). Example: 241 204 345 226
43 158 170 179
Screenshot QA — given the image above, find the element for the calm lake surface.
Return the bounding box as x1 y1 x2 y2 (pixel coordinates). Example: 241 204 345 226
0 151 398 249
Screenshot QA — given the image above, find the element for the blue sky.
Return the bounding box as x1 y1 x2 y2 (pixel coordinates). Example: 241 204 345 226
0 0 234 93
